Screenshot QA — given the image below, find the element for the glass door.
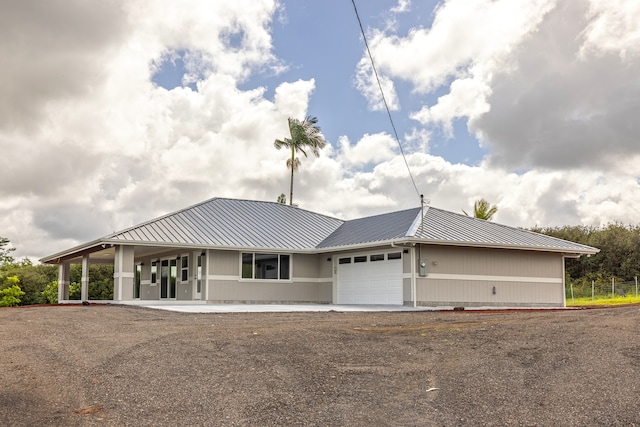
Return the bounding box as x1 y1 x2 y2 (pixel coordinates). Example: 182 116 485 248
160 259 177 299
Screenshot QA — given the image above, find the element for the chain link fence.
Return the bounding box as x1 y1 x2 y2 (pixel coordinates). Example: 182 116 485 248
566 277 640 300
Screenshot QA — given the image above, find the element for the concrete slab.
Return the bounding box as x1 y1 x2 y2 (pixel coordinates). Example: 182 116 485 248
142 304 443 313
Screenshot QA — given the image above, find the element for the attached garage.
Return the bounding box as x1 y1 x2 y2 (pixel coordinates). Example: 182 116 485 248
336 251 403 305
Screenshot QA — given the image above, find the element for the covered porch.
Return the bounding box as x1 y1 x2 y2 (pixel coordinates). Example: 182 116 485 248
51 243 208 303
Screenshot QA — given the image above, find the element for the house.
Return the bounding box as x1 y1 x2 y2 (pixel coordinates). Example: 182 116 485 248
40 197 599 308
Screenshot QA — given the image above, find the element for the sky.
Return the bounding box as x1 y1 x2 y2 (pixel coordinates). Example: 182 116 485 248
2 0 640 260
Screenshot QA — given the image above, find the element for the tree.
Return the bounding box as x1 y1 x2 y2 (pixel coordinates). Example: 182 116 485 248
463 198 498 221
0 237 16 266
274 116 327 206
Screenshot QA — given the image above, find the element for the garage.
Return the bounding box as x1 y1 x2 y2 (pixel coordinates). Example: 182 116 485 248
337 251 403 305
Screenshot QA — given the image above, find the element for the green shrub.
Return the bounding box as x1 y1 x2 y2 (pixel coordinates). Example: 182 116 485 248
0 282 25 307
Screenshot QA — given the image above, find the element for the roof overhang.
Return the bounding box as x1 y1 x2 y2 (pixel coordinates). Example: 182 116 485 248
41 235 599 265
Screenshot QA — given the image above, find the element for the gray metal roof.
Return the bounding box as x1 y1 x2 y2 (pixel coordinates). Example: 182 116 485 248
41 197 599 263
107 198 344 250
413 207 598 254
317 208 421 249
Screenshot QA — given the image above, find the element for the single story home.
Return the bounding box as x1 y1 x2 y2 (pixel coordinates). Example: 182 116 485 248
41 197 599 308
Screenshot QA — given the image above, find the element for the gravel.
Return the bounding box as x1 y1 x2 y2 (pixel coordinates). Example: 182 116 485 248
1 304 639 426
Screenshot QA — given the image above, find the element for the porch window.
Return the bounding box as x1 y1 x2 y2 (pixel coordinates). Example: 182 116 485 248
151 261 157 285
181 255 189 282
241 253 291 280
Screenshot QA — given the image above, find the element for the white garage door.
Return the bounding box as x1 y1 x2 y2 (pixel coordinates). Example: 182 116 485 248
337 252 403 305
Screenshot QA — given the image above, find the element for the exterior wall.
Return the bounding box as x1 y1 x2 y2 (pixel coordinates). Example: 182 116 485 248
415 244 565 307
206 250 331 303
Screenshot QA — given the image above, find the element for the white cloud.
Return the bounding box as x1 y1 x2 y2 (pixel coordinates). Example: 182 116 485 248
354 55 400 112
580 0 640 60
411 77 491 137
338 133 397 167
3 0 640 263
391 0 411 14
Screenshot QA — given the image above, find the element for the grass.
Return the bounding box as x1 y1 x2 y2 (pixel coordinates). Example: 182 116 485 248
566 294 640 307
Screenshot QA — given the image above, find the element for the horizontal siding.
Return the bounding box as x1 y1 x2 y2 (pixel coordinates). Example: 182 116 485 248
208 280 331 303
417 279 564 306
420 245 562 278
416 244 565 307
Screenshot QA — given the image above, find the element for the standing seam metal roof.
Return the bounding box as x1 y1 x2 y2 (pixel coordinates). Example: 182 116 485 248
108 197 344 250
103 198 598 254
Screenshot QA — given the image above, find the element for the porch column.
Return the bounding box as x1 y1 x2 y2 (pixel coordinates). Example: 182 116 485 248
113 245 135 301
57 261 70 302
81 255 90 301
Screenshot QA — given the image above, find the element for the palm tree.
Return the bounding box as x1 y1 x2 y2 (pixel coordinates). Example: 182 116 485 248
274 116 327 206
463 198 498 221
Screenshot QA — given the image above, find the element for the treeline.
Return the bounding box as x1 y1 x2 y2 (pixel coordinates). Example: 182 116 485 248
531 223 640 296
0 261 114 306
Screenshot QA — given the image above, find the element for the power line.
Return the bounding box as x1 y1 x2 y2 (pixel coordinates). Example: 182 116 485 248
350 0 421 199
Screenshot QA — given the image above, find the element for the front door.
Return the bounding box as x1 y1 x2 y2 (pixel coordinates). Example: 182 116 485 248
160 259 177 299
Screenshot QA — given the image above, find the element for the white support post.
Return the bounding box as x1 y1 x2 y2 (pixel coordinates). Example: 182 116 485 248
81 255 90 302
113 245 135 301
57 262 70 302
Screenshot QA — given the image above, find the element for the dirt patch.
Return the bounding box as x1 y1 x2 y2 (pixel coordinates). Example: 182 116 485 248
1 304 639 426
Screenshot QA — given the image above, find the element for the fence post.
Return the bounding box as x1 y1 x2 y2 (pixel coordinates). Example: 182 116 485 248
612 277 615 299
592 280 595 301
570 281 574 305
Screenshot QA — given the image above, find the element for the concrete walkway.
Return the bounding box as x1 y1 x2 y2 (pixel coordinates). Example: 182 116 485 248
140 303 444 313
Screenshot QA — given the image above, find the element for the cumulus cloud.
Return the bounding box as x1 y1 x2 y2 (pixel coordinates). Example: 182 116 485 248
358 0 640 171
3 0 640 262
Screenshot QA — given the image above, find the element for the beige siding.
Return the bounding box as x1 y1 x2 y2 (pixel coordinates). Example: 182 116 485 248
416 244 565 307
206 250 331 303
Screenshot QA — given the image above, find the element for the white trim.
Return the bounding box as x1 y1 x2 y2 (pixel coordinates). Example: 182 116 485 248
141 279 151 285
410 247 416 308
292 277 332 283
426 273 562 284
402 273 412 279
204 250 210 301
114 272 135 278
117 247 123 301
208 275 238 281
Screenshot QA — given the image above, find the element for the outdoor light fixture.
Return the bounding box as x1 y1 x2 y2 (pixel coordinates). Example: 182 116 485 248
327 257 332 262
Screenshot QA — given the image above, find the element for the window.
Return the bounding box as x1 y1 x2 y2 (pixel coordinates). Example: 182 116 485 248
354 256 367 263
181 255 189 282
134 264 141 298
241 253 291 280
388 252 402 260
338 257 351 264
151 261 157 285
196 254 203 294
370 254 385 262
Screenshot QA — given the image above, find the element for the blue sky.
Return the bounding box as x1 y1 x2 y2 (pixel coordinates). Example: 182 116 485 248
152 0 485 166
2 0 640 259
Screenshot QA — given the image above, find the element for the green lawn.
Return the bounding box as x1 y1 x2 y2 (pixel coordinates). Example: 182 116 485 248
566 294 640 307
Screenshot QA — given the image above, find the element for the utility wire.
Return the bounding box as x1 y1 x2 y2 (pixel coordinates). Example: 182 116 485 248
350 0 421 199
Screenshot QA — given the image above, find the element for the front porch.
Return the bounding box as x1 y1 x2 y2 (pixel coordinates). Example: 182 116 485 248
55 243 208 304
